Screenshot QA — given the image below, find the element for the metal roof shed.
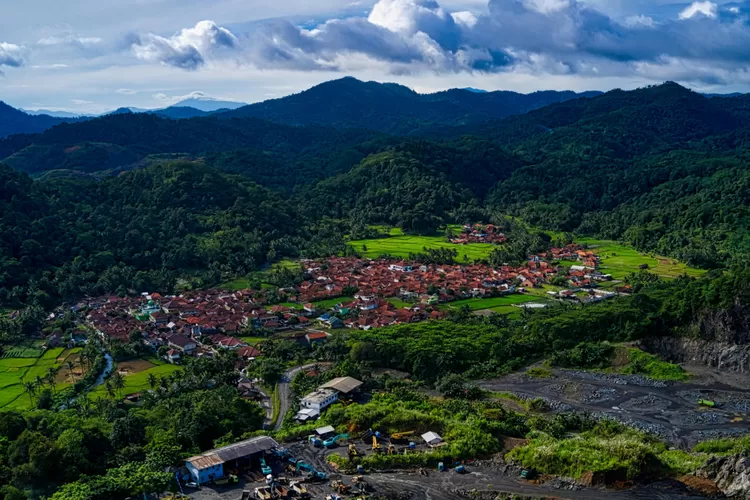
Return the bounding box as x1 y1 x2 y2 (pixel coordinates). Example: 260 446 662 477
421 432 443 446
315 425 336 436
320 376 363 394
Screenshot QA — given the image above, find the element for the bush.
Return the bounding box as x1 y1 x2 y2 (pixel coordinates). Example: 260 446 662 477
549 342 614 369
622 349 688 381
508 423 664 480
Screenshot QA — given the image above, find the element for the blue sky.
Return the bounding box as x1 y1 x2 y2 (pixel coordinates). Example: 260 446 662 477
2 0 750 113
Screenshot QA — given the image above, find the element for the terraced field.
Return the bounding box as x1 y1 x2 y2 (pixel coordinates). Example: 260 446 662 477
0 348 81 410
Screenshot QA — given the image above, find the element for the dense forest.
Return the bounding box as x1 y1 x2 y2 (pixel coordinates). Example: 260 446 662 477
6 82 750 305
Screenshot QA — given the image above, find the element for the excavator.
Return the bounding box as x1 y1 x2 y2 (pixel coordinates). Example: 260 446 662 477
390 431 415 443
371 436 381 452
323 433 349 448
296 461 328 481
387 443 395 455
347 443 358 459
260 457 272 476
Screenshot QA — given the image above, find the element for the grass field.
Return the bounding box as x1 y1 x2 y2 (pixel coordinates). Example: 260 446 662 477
349 227 496 261
447 294 548 311
239 336 269 345
312 296 355 309
0 348 81 410
578 238 706 279
89 360 181 399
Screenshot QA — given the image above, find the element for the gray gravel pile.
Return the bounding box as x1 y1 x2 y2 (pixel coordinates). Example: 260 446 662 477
670 411 728 426
583 387 621 404
563 370 669 388
619 394 671 411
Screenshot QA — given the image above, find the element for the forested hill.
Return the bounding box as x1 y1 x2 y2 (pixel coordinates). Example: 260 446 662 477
0 102 84 139
0 161 310 307
217 77 601 133
7 81 750 306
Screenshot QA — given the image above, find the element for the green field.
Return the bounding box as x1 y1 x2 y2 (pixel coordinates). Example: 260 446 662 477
447 294 548 311
349 227 496 261
0 348 79 410
386 297 412 309
578 238 706 279
239 336 269 345
89 362 181 399
312 296 355 309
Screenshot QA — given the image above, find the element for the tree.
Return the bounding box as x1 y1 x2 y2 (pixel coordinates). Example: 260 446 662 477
105 381 116 400
147 373 158 390
23 382 37 405
111 372 126 398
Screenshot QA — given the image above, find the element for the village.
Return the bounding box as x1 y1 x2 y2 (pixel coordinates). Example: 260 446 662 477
83 244 616 366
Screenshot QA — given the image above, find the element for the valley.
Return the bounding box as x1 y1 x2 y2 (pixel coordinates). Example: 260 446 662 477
2 79 750 500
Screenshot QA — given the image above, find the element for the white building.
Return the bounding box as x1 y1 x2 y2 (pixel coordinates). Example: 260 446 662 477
300 388 338 412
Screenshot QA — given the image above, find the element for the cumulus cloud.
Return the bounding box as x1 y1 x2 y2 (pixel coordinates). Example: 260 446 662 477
124 0 750 85
0 42 27 69
131 20 239 70
678 1 718 20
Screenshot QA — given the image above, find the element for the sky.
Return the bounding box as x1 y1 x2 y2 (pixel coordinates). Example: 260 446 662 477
3 0 750 113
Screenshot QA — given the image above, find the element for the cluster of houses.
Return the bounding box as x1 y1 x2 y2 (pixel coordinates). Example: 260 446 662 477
86 243 616 355
86 290 313 363
450 223 507 245
291 256 565 306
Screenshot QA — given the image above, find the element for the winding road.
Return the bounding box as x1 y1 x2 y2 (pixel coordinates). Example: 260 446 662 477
274 363 330 430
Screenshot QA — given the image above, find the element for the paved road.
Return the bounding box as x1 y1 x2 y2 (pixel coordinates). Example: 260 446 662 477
274 363 329 430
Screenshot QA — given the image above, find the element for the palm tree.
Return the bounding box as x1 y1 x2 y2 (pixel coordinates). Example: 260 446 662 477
66 361 76 382
45 367 56 392
104 380 116 399
147 373 157 390
111 372 126 399
23 381 37 405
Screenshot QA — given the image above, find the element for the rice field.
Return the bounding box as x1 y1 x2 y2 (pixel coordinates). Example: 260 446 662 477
89 359 181 399
578 238 706 279
348 227 497 261
0 348 81 410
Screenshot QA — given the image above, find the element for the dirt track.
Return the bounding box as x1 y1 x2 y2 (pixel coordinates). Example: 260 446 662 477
479 368 750 448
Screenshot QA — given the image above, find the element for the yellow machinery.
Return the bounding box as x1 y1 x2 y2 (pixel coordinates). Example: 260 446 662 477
391 431 415 440
372 436 380 451
348 443 358 458
387 443 395 455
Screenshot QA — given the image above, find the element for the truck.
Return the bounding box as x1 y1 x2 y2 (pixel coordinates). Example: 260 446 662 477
699 399 717 408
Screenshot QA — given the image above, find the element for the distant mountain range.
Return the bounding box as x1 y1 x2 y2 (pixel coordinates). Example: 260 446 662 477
0 78 602 138
4 78 749 139
217 77 603 134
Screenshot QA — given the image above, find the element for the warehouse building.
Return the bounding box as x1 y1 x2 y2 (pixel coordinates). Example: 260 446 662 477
185 436 279 484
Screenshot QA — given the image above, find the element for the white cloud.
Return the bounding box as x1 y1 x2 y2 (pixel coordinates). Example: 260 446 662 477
624 15 655 27
678 1 718 20
153 90 213 103
71 99 94 105
523 0 569 14
131 20 239 70
37 34 103 47
116 88 137 95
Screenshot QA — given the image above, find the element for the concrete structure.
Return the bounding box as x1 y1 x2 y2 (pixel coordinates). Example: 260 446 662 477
300 388 338 412
185 436 278 484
